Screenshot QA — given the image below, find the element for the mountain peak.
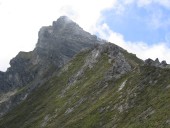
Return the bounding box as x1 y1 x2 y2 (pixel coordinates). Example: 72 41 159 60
52 16 78 30
36 16 99 51
54 16 72 24
1 16 170 128
144 58 169 68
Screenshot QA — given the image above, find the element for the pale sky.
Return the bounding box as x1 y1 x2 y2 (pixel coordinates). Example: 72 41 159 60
0 0 170 71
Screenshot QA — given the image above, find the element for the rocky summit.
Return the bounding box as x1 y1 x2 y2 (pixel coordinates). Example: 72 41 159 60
0 16 170 128
0 16 101 117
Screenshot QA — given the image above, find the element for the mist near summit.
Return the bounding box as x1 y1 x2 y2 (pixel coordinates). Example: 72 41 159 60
0 0 170 71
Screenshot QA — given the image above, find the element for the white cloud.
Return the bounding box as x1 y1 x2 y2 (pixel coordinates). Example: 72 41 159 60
165 33 170 43
137 0 170 9
147 9 164 29
154 0 170 9
0 0 117 71
97 23 170 63
123 0 135 5
137 0 153 7
0 0 170 71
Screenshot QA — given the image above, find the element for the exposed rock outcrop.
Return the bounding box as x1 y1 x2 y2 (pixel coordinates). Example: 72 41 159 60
0 16 170 128
0 16 101 93
144 58 169 68
67 43 132 87
0 16 103 117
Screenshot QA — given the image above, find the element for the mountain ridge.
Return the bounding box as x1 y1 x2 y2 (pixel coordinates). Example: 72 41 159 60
0 16 170 128
0 16 101 92
0 16 102 117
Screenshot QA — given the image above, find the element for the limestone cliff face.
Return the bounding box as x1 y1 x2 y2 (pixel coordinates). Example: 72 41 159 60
0 16 101 93
0 16 103 117
144 58 169 68
1 16 170 127
1 41 170 128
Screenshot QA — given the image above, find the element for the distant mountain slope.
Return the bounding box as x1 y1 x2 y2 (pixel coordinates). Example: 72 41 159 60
0 16 100 93
0 42 170 128
0 16 102 117
0 16 170 128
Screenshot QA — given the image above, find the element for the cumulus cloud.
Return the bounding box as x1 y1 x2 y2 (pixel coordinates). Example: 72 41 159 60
0 0 170 71
0 0 117 71
93 0 170 64
97 23 170 63
130 0 170 9
148 9 170 30
137 0 153 7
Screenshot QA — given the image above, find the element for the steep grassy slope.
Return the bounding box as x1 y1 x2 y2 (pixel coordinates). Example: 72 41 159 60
0 44 170 128
0 16 100 117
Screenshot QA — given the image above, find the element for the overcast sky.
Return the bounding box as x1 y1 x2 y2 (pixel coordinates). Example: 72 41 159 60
0 0 170 71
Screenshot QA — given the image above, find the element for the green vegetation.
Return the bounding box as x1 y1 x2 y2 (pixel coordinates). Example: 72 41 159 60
0 48 170 128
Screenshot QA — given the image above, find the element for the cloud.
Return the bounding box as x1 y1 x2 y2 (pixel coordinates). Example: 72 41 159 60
165 33 170 43
137 0 153 7
148 9 170 29
130 0 170 9
157 0 170 9
0 0 117 71
97 1 170 64
0 0 170 71
97 23 170 63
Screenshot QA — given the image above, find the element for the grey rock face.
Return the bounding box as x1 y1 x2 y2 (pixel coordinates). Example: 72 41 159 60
103 43 132 80
67 43 132 88
0 16 101 93
0 16 103 117
144 58 169 68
